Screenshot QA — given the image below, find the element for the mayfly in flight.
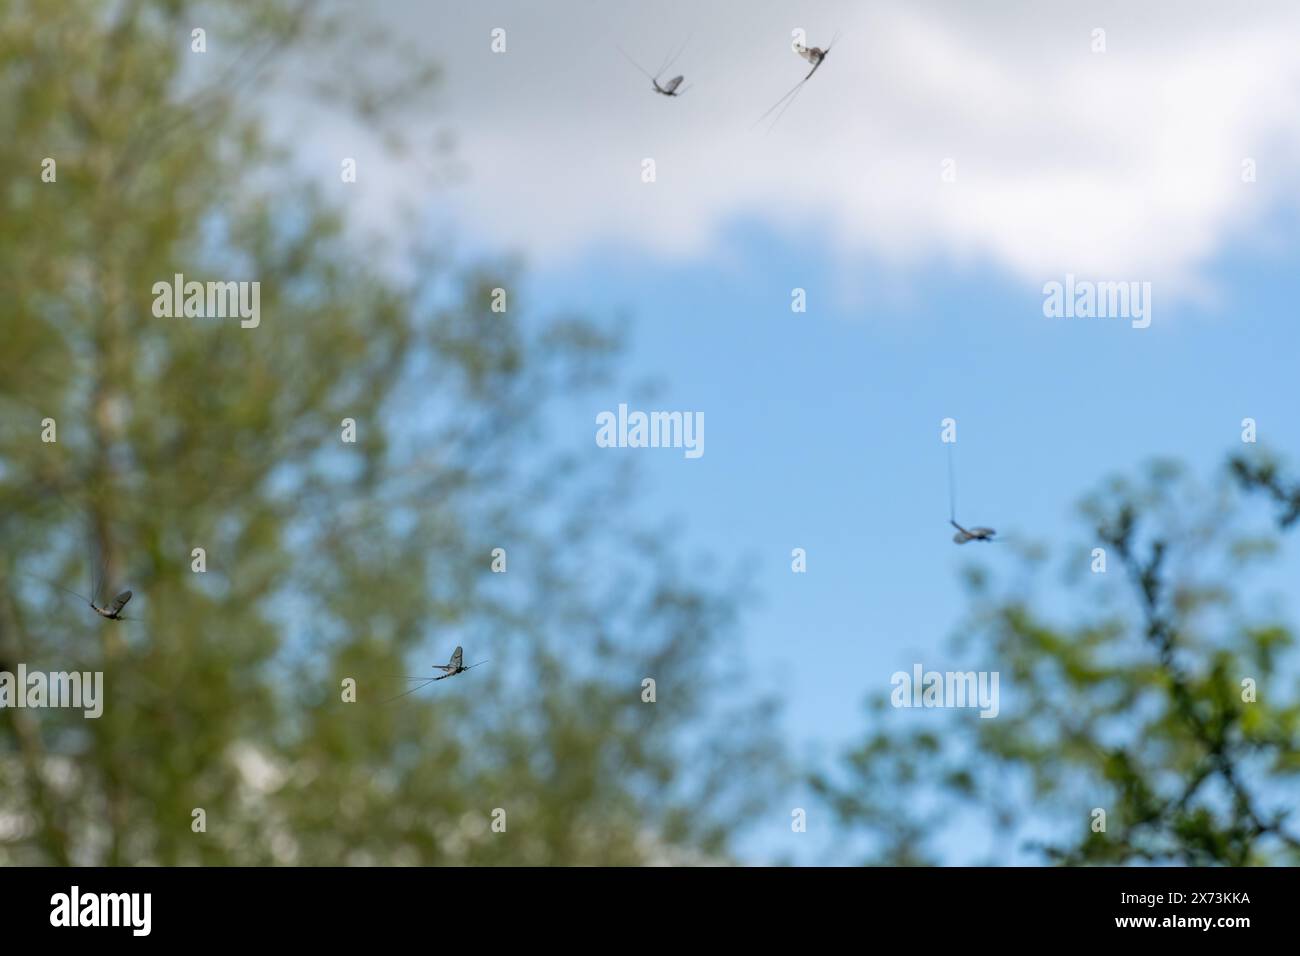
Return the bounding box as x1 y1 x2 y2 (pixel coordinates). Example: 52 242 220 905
380 645 489 702
947 444 997 544
755 31 840 130
28 556 135 620
950 521 997 545
619 41 692 97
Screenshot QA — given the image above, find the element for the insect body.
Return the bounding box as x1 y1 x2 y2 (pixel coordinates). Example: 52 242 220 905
619 42 691 98
950 521 997 545
653 75 685 97
795 43 829 72
92 589 133 619
430 645 482 681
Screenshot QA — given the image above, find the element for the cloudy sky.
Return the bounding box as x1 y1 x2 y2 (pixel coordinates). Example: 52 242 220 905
301 1 1300 298
275 1 1300 862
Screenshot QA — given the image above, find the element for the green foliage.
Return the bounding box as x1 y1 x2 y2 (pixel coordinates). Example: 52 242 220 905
0 0 780 865
816 456 1300 865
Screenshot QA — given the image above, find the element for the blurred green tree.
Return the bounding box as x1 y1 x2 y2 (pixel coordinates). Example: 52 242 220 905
0 0 781 865
814 455 1300 866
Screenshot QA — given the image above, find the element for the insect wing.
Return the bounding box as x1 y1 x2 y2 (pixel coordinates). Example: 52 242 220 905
108 590 133 614
970 528 996 538
449 646 464 670
662 76 684 94
953 530 974 544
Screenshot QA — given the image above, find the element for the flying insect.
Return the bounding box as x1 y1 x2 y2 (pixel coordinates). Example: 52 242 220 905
379 646 489 702
755 31 841 130
619 41 692 97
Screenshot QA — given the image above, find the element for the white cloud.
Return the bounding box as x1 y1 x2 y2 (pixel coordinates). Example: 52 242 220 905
297 0 1300 298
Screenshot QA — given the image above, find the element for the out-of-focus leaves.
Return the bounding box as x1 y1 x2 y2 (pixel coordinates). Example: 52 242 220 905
817 457 1300 865
0 0 781 866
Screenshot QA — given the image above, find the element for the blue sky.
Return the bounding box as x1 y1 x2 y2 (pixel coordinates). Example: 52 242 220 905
271 0 1300 862
520 216 1300 863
